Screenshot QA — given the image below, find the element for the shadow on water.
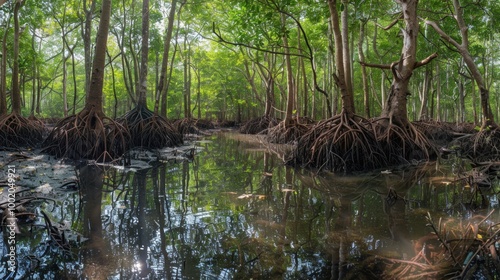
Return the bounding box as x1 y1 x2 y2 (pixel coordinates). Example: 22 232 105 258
3 131 500 279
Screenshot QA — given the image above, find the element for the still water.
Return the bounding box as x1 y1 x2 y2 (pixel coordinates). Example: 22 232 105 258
2 131 498 279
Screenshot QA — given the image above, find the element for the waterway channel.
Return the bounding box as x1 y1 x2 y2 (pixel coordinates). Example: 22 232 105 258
2 131 499 279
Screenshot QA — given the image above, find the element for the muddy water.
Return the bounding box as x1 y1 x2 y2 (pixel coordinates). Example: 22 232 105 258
3 131 500 279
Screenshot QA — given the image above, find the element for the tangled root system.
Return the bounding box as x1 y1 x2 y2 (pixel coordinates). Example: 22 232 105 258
118 105 182 149
174 118 199 135
458 128 500 163
0 113 44 148
174 118 215 134
266 119 310 144
42 108 129 161
293 111 387 172
194 119 215 129
218 120 236 128
239 116 279 135
377 121 436 165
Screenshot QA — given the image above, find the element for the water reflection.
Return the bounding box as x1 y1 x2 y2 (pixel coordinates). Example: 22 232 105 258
7 131 500 279
71 133 460 279
79 165 114 279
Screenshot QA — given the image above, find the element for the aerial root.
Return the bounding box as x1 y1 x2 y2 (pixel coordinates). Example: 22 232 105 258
292 110 387 172
193 118 215 129
377 122 435 165
239 116 279 135
0 113 44 147
457 128 500 163
266 118 310 144
42 108 129 161
173 118 215 135
118 105 183 149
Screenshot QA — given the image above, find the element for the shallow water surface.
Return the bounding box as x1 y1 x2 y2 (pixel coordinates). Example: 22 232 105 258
2 131 499 279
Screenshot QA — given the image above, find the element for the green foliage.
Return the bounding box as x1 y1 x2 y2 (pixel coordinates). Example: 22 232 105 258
0 0 498 123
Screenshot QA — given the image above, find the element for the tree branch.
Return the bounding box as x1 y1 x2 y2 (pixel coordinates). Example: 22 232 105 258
422 18 463 51
359 61 391 69
360 52 437 72
376 14 403 30
413 52 438 69
212 22 311 60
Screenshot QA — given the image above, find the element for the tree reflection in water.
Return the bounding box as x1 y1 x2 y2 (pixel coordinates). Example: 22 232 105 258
79 164 114 279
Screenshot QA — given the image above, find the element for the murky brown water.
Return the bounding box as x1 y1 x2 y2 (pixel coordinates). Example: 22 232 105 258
3 131 500 279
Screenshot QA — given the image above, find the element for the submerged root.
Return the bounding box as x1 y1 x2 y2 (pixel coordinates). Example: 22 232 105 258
292 111 386 172
384 211 500 279
377 122 436 165
118 105 182 148
42 108 129 161
266 118 310 144
0 113 44 148
239 116 279 135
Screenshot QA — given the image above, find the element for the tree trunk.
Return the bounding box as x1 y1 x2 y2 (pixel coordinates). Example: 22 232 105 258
157 0 178 116
82 0 96 99
0 8 11 115
381 0 419 125
62 51 69 117
358 19 370 118
424 0 495 127
341 0 353 101
11 0 22 114
65 42 78 115
327 0 355 114
85 0 112 113
107 51 119 118
197 71 201 119
418 66 432 120
30 31 37 116
281 13 295 124
182 38 191 119
137 0 150 107
435 64 440 121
